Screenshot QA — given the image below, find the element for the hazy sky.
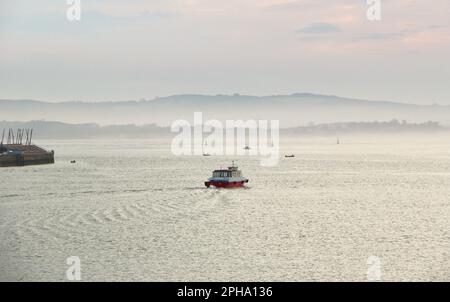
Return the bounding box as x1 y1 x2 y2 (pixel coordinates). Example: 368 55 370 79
0 0 449 104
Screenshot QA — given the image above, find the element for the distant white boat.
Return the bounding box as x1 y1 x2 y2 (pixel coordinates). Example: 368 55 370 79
203 141 210 156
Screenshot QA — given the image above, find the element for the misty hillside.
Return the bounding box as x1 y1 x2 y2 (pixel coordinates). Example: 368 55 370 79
1 93 450 127
0 120 444 140
0 121 170 139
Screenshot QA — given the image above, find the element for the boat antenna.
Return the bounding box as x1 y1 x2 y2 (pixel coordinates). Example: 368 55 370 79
1 129 4 145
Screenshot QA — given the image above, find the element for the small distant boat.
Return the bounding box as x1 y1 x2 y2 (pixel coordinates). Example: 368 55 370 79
285 154 295 158
205 161 249 188
203 153 211 157
243 146 250 150
70 160 76 163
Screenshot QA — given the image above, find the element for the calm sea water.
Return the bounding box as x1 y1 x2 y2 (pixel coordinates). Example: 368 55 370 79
1 136 449 281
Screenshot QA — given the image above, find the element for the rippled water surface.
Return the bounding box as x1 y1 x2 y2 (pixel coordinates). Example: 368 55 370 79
1 137 449 281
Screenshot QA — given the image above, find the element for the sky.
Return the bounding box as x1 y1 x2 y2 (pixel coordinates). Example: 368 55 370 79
0 0 449 104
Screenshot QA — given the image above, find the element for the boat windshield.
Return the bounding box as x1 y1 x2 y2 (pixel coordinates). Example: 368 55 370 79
212 169 242 178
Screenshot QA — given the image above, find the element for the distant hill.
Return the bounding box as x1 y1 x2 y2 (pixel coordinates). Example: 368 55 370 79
1 93 450 127
0 120 445 140
0 121 170 139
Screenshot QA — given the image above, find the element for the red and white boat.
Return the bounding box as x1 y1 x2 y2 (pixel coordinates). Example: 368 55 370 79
205 162 249 188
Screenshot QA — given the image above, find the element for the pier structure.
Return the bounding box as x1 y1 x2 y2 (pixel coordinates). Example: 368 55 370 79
0 129 54 167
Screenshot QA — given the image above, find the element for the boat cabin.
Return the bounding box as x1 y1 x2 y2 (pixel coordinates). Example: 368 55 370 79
212 166 242 178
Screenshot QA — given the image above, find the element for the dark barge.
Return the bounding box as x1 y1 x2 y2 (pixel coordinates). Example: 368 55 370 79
0 129 54 167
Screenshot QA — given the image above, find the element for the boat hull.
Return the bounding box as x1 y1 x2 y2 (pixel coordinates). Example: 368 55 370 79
205 180 248 188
